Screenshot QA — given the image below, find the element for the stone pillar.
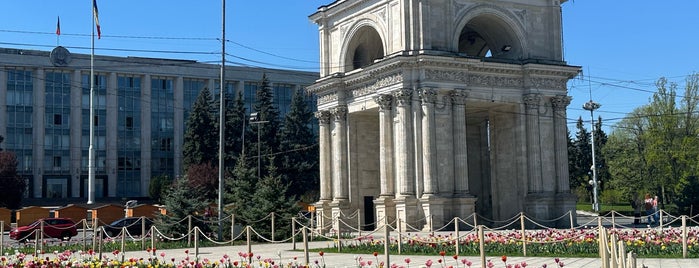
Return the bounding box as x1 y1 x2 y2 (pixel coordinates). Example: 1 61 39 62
330 105 350 231
420 88 437 195
315 110 333 232
70 70 82 197
173 76 184 180
393 89 417 230
33 68 45 198
552 95 576 223
0 69 6 145
452 90 469 195
106 72 118 197
373 94 395 229
140 74 152 192
523 93 542 193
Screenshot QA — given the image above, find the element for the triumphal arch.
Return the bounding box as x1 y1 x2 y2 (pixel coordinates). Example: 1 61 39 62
308 0 580 230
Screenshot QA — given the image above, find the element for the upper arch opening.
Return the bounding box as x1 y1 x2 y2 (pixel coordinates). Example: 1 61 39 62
457 13 522 60
344 26 385 72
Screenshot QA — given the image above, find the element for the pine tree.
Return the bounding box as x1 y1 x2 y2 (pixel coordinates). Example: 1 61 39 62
279 88 318 201
183 87 218 171
240 157 300 240
148 174 171 203
570 117 592 199
154 178 210 237
251 73 282 180
0 151 25 209
224 152 257 216
224 91 248 170
593 116 610 190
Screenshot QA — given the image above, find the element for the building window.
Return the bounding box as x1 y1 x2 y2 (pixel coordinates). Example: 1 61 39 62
53 156 61 168
126 116 133 129
54 114 62 125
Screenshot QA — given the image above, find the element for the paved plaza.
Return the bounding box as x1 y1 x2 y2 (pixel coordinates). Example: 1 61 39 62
108 241 697 268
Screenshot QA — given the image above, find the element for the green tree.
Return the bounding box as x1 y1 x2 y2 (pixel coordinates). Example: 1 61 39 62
224 151 257 216
251 73 282 180
0 151 25 208
154 178 209 237
183 87 218 171
148 175 172 203
593 116 610 191
224 91 249 170
279 88 318 201
186 163 218 201
569 117 592 200
239 157 300 240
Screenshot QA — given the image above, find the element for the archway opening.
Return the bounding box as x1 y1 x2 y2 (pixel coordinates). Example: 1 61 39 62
457 14 521 60
344 26 384 72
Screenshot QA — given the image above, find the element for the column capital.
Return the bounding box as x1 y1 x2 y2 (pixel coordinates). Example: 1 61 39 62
393 88 413 106
551 95 572 111
314 110 333 124
331 105 348 121
374 94 393 111
451 90 469 105
523 93 541 109
419 88 437 104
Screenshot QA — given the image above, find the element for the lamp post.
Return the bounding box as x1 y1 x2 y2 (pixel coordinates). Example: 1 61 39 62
249 112 268 181
583 100 601 212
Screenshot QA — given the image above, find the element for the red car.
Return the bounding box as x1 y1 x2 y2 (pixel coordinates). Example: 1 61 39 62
9 218 78 242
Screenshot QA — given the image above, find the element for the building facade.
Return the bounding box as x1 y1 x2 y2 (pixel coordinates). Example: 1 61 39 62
0 47 318 201
308 0 580 230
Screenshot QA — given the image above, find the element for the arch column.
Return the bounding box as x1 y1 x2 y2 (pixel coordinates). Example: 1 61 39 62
373 94 395 229
552 95 576 220
419 88 448 230
330 105 350 231
523 93 542 193
315 110 333 232
393 89 417 230
451 90 477 218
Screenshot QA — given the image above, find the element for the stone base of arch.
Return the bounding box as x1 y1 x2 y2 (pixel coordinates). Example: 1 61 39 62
374 196 396 230
395 196 419 232
330 199 352 233
419 195 450 231
314 200 332 233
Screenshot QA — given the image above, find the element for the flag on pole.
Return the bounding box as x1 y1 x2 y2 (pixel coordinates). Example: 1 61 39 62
93 0 101 39
56 16 61 36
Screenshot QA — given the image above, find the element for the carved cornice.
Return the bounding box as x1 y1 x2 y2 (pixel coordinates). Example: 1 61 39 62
315 110 333 125
350 73 403 98
331 105 348 121
551 95 572 111
317 92 339 106
425 69 469 83
373 94 393 111
393 89 413 107
470 73 523 88
530 77 568 90
523 93 541 109
419 88 437 104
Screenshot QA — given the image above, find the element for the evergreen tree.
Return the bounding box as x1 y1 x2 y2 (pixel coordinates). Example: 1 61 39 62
279 88 318 201
148 175 172 203
239 157 300 240
593 116 610 190
155 178 209 237
0 151 25 208
224 152 257 216
224 91 249 170
570 117 592 199
183 87 218 171
251 73 282 180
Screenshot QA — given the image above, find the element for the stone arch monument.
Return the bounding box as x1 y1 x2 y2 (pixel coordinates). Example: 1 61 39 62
308 0 580 230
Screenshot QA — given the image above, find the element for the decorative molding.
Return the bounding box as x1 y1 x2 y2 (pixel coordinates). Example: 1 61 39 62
523 93 541 109
350 73 403 98
470 74 523 88
332 105 348 121
315 110 333 124
419 88 437 104
393 89 413 107
530 77 568 90
425 69 469 83
318 93 339 105
374 94 393 111
551 95 572 111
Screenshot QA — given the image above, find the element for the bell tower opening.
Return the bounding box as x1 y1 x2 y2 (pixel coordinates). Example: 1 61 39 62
344 26 384 72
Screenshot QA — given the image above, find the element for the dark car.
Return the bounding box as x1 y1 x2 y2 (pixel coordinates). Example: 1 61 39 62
9 218 78 242
102 217 153 237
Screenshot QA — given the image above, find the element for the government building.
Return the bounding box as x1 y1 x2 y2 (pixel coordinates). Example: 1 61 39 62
0 46 318 202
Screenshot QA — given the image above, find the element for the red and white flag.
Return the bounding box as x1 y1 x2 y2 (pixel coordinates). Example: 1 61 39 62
56 16 61 36
93 0 101 39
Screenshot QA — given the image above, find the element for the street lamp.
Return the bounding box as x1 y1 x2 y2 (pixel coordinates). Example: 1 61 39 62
249 112 268 181
583 100 601 212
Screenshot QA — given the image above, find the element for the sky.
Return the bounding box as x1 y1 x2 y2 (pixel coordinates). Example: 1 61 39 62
1 0 697 133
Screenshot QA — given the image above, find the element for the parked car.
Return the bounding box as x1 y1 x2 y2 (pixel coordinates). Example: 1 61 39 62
9 218 78 242
102 217 153 237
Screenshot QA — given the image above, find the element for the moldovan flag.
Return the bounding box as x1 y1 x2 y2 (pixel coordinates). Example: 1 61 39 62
93 0 101 39
56 16 61 36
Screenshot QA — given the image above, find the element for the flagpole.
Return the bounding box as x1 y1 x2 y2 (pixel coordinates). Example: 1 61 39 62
217 0 226 241
87 0 96 204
